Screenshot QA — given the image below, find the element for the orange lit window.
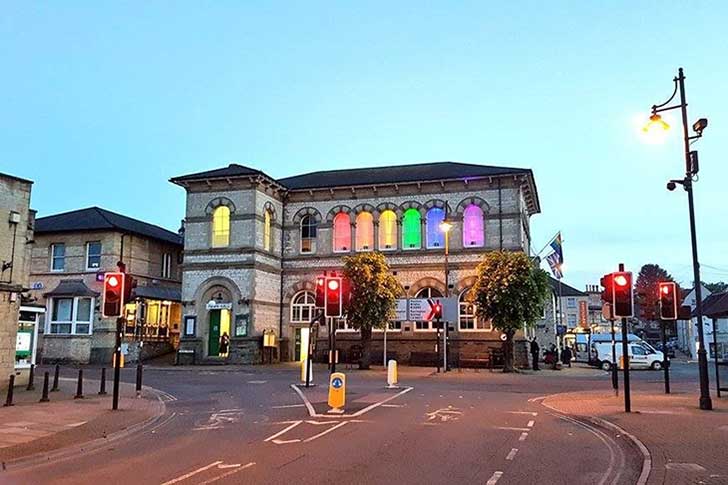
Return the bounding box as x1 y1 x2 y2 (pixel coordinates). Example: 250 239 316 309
355 212 374 251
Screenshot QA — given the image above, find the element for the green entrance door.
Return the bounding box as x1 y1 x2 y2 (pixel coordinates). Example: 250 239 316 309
209 310 221 356
294 328 302 361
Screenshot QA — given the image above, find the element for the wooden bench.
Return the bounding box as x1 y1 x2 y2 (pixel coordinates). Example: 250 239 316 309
459 354 491 369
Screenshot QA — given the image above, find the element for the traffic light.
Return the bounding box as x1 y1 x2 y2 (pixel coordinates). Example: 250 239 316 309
315 276 325 308
659 281 678 320
102 272 125 317
433 302 442 320
600 273 614 304
612 271 633 318
325 276 343 318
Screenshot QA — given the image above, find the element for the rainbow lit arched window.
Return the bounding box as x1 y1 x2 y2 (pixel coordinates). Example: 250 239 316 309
426 207 445 248
401 209 421 249
378 210 397 250
333 213 351 252
462 204 484 247
355 212 374 251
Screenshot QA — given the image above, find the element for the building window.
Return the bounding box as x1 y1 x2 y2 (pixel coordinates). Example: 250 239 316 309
333 212 351 252
332 316 353 331
291 291 315 323
355 212 374 251
414 287 442 330
161 253 172 279
86 241 102 270
459 289 477 330
462 204 485 247
51 243 65 271
426 207 445 248
567 297 576 309
211 206 230 248
402 209 421 249
300 215 317 254
49 297 93 335
378 210 397 250
567 314 577 327
263 210 272 251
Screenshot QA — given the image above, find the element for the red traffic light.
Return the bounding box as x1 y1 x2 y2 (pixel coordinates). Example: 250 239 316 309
325 276 343 318
102 272 126 317
108 275 120 287
658 281 678 320
614 274 628 287
328 279 340 291
660 285 670 295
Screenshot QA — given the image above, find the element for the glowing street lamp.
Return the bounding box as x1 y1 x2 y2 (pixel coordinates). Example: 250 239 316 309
642 113 670 133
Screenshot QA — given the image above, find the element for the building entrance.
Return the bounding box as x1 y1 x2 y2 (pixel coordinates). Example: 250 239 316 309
208 309 231 357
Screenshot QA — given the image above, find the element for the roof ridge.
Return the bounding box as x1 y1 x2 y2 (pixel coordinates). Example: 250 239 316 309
93 206 118 229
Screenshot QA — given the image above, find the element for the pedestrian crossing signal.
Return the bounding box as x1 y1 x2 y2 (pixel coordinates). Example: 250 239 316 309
659 282 678 320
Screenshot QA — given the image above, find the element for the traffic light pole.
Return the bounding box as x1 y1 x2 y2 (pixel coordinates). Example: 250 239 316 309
610 318 618 395
435 318 441 373
112 316 123 410
620 316 631 413
660 319 671 394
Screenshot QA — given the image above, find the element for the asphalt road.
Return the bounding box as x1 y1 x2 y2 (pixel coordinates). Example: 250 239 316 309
2 361 709 485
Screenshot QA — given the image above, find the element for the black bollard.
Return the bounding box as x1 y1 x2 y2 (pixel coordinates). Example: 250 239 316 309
26 364 35 391
51 364 60 392
39 372 50 402
4 375 15 407
98 368 107 395
136 363 143 398
74 369 84 399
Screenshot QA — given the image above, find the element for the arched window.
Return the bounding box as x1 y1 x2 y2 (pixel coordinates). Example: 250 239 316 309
333 213 351 252
414 287 443 330
300 215 317 254
290 291 315 323
378 210 397 250
211 206 230 248
401 208 421 249
459 288 477 330
263 210 272 251
426 207 445 248
462 204 484 247
355 212 374 251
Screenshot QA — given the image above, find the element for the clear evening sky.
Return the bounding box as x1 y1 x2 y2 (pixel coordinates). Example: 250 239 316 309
3 2 727 290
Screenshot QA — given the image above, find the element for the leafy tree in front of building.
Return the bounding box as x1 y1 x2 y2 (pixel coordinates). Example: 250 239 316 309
342 252 402 369
635 264 678 322
469 251 550 372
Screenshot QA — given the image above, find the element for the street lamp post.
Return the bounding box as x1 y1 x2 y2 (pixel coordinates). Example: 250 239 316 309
645 67 712 410
439 216 453 372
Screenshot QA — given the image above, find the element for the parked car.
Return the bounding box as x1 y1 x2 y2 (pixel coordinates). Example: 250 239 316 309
593 342 665 371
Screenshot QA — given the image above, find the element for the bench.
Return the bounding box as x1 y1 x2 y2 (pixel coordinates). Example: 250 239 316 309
175 348 196 365
459 354 491 369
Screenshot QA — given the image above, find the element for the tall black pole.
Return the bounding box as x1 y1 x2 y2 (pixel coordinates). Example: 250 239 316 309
620 316 631 412
660 319 671 394
678 68 712 411
436 318 441 374
610 318 618 395
112 316 122 410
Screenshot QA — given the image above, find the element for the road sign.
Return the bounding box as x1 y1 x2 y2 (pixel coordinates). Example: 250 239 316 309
394 299 407 321
328 372 346 412
407 298 458 322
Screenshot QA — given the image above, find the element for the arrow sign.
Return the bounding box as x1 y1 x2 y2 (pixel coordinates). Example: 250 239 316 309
424 299 441 321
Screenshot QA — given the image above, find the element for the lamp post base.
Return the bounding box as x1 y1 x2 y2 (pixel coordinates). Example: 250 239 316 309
699 396 713 411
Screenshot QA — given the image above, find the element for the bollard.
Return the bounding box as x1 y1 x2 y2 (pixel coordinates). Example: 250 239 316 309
4 375 15 407
51 364 60 392
387 360 399 389
135 363 143 398
39 372 50 402
74 369 84 399
327 372 346 414
26 364 35 391
98 368 107 395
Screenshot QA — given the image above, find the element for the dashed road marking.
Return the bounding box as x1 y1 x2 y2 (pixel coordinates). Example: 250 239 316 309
196 462 255 485
486 471 503 484
507 411 537 416
160 460 222 485
264 421 303 442
303 421 348 442
248 380 267 384
272 404 306 409
495 427 531 432
527 396 546 403
519 432 528 441
527 420 535 428
506 448 518 461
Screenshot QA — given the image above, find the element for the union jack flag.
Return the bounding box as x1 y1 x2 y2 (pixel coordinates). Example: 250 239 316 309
546 251 563 279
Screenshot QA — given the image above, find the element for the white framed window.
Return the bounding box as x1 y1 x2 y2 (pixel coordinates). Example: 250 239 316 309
49 297 94 335
567 314 577 327
51 243 65 272
290 291 316 323
567 297 576 309
414 287 443 331
161 253 172 279
458 289 476 331
331 316 354 332
300 215 317 254
374 320 402 332
86 241 102 270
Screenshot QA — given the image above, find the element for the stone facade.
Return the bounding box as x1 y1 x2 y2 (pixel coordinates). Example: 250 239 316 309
29 219 183 365
173 162 541 367
0 173 34 391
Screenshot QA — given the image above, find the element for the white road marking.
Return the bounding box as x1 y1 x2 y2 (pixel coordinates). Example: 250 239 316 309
506 448 518 460
272 404 305 409
495 427 531 432
217 463 241 469
195 462 255 485
527 396 546 402
519 432 528 441
66 421 88 428
507 411 538 416
303 421 348 442
486 471 503 484
272 438 301 444
264 421 303 442
160 461 222 485
247 380 267 384
527 420 535 428
381 404 404 408
291 384 413 418
426 408 463 423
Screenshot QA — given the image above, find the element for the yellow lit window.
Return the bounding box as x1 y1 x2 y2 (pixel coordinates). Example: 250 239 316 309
355 212 374 251
212 206 230 248
378 210 397 250
264 210 271 251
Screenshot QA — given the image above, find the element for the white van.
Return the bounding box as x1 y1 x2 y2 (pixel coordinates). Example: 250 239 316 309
593 341 665 371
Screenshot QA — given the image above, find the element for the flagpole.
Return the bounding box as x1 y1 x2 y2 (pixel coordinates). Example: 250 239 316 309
535 231 561 258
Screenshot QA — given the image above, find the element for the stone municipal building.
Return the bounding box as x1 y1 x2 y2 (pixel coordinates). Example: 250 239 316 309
171 161 540 366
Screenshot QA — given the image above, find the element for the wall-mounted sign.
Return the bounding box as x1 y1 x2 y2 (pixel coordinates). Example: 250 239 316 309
579 301 588 327
184 315 196 336
235 314 248 337
30 282 44 290
206 301 232 310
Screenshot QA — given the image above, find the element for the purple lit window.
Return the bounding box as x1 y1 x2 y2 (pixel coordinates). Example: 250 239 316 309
462 204 484 247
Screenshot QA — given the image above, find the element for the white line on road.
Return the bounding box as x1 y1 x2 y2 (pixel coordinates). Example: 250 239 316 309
290 384 413 418
507 411 538 416
160 461 222 485
195 462 255 485
495 427 531 432
303 421 348 442
272 404 305 409
486 471 503 484
264 421 303 442
519 432 528 441
506 448 518 461
381 404 404 408
217 464 241 469
527 420 535 428
527 396 546 403
272 438 301 445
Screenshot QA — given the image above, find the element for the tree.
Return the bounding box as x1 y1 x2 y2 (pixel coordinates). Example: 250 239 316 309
469 251 550 372
703 281 728 294
342 252 402 369
635 264 677 322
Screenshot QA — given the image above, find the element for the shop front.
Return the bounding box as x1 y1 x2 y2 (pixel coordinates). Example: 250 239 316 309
14 305 45 386
122 286 182 362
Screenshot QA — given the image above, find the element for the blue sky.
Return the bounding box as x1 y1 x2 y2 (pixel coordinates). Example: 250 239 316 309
3 2 727 290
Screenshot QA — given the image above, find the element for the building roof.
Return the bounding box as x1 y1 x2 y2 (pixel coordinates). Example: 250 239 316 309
0 172 33 185
133 286 181 302
169 163 264 183
43 280 99 298
34 207 182 246
548 277 587 297
697 291 728 318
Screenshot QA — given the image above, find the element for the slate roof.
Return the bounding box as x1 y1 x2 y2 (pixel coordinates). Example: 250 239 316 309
548 277 587 297
133 286 181 302
34 207 182 246
696 291 728 318
169 164 263 183
44 280 99 298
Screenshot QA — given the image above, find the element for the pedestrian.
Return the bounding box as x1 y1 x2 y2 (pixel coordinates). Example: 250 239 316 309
529 338 540 371
562 345 573 368
219 332 230 356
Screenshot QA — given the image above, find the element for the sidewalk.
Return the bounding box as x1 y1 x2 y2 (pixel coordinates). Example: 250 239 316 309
543 385 728 485
0 372 164 465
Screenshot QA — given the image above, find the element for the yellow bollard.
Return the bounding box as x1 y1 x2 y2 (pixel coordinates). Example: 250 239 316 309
112 353 125 368
328 372 346 413
387 360 398 389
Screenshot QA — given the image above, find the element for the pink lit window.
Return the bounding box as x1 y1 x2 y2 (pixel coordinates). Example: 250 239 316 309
462 204 484 247
333 213 351 252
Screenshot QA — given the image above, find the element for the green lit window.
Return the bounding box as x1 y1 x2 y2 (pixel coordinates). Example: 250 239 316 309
402 209 421 249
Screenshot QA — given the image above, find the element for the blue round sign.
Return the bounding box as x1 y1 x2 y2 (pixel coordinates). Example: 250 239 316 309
332 377 343 389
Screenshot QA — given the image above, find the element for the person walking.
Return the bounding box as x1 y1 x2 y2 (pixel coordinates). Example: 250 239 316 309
562 345 573 368
530 338 540 371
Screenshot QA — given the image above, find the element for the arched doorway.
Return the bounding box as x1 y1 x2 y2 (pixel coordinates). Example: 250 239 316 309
201 286 234 358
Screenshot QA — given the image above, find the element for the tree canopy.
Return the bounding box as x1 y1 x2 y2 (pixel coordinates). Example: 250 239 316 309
635 264 677 321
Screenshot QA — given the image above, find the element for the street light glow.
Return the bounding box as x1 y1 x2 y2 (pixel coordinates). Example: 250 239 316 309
640 113 670 144
439 220 453 233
